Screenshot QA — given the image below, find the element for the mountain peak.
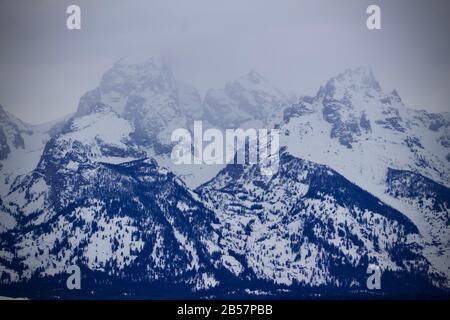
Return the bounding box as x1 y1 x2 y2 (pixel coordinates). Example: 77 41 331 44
0 104 15 121
246 69 266 84
319 66 382 99
337 66 380 90
105 55 174 84
202 70 288 127
115 54 166 68
228 70 285 98
390 89 401 100
345 65 373 76
76 55 178 118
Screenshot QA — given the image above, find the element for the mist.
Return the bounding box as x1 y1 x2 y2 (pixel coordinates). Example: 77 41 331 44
0 0 449 124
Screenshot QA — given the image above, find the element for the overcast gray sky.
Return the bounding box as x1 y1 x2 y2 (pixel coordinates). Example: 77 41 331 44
0 0 449 124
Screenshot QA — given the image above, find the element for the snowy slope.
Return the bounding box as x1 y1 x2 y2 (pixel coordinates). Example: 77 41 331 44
0 105 55 196
0 105 69 232
1 61 449 298
281 67 450 282
385 169 450 285
197 150 445 291
0 103 231 296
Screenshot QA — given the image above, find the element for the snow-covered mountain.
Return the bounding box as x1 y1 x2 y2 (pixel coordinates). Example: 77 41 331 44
197 149 446 294
76 57 197 152
0 105 67 233
1 61 449 298
281 66 450 283
282 67 449 186
0 103 233 297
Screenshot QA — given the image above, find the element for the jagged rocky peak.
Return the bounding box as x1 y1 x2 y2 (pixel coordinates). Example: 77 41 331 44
76 55 179 117
235 69 271 86
282 66 413 148
101 56 177 96
289 66 403 120
74 56 199 152
226 69 288 104
0 104 31 160
0 104 31 135
0 104 68 200
203 70 289 128
246 69 265 83
318 66 382 99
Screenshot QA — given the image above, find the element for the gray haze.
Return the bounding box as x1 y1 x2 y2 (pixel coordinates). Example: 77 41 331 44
0 0 449 124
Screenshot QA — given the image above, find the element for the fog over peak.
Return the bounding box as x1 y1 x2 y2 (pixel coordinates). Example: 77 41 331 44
0 0 449 124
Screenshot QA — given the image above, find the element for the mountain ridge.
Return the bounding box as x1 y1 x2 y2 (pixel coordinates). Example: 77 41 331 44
1 60 449 298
